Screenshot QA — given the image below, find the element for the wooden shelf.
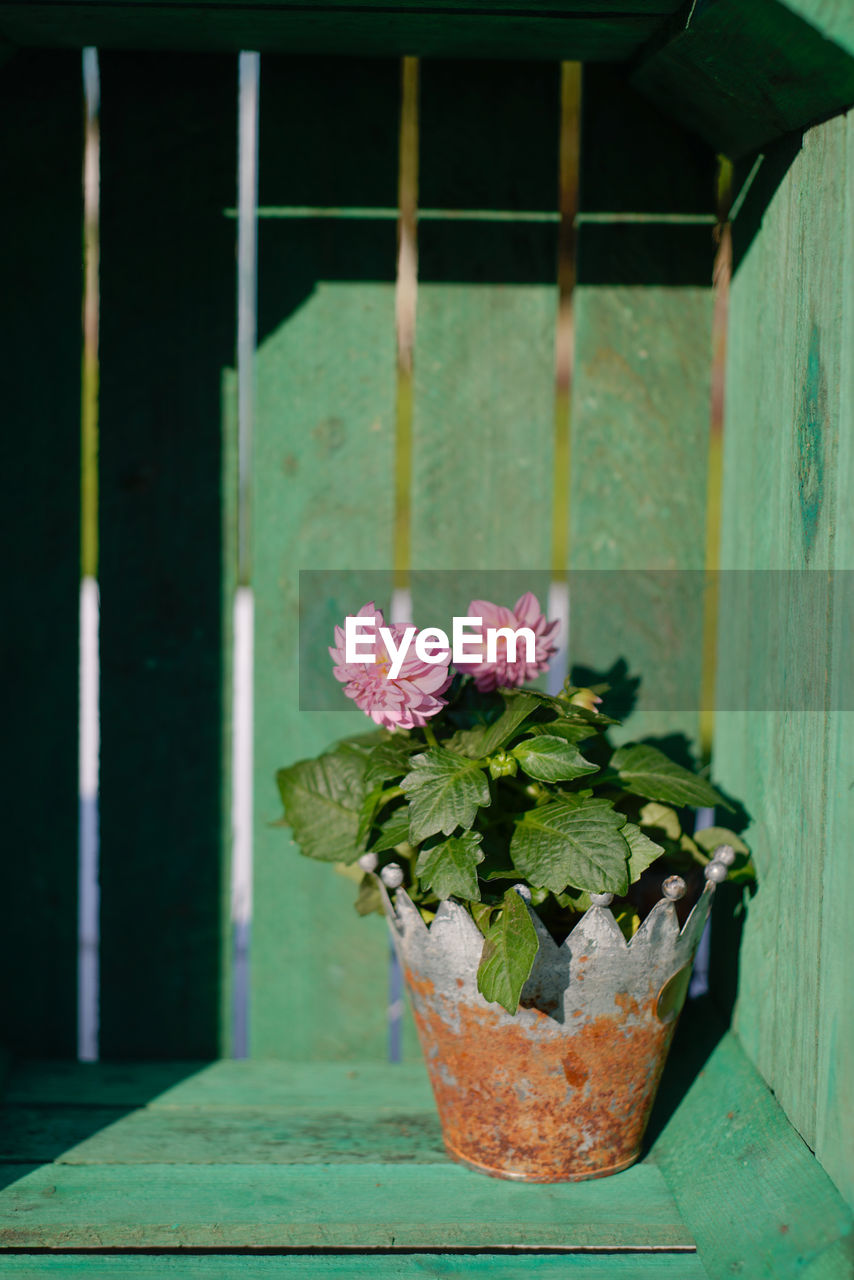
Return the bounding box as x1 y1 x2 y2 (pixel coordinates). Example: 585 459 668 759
0 1003 849 1276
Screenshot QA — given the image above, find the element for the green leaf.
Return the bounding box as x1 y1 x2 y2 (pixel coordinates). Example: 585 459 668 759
476 887 539 1015
525 717 598 745
449 692 542 759
356 785 385 849
369 806 411 854
512 735 599 783
416 831 484 901
400 747 491 843
612 743 731 810
638 801 683 840
354 873 383 916
693 826 750 856
364 736 419 790
510 796 631 895
621 821 665 883
470 900 495 937
277 743 370 863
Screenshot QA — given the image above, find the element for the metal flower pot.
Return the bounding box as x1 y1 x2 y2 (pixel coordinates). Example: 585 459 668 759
379 857 729 1182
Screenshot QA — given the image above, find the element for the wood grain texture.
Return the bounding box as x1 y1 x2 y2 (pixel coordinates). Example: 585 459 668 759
0 1161 693 1249
0 1256 708 1279
98 54 237 1059
632 0 854 160
251 58 398 1060
568 67 715 750
0 6 669 61
0 1106 447 1166
816 105 854 1216
0 52 82 1058
410 60 558 644
713 108 854 1206
2 1060 433 1109
654 1018 853 1278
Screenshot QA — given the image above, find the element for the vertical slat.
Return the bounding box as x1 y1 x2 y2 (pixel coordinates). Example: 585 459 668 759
714 108 854 1200
410 59 559 637
0 52 82 1057
569 67 715 750
98 54 237 1059
819 101 854 1213
251 58 399 1059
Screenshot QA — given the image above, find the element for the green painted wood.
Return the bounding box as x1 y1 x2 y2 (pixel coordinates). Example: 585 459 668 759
3 1061 433 1109
0 1105 447 1166
98 54 237 1059
410 59 558 652
0 51 82 1058
782 0 854 59
632 0 854 161
7 1026 849 1269
0 6 672 62
568 67 715 750
0 1162 692 1249
713 107 854 1208
0 1256 708 1279
652 1009 854 1277
817 106 854 1216
251 58 399 1060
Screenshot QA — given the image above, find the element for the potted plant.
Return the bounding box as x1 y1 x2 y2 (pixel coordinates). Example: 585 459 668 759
277 594 751 1182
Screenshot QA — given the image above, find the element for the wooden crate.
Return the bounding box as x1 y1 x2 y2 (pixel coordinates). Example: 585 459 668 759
1 3 853 1275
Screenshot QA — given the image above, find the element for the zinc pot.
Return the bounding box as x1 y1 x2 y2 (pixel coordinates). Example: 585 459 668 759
378 862 726 1182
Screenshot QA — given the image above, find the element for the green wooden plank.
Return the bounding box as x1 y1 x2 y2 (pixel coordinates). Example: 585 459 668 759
652 1013 853 1277
0 7 668 61
0 51 82 1058
816 105 854 1215
568 67 715 750
0 1105 446 1166
251 58 399 1060
98 53 237 1058
0 1256 708 1279
0 1161 693 1249
3 1061 433 1109
712 108 854 1202
410 59 558 653
632 0 854 160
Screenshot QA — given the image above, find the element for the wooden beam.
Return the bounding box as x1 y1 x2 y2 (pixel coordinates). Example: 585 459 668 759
0 4 675 61
633 0 854 160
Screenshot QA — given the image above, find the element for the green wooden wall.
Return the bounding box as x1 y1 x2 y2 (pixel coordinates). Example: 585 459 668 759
569 67 715 750
251 58 400 1059
714 104 854 1208
98 54 237 1059
0 52 82 1057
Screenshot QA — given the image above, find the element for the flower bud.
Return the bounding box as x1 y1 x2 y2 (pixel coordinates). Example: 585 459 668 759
488 750 518 780
568 688 603 713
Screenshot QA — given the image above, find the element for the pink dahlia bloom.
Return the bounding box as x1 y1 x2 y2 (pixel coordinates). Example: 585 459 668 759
329 602 452 731
454 592 559 692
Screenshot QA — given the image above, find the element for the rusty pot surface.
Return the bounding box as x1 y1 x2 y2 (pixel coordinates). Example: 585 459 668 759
380 874 720 1183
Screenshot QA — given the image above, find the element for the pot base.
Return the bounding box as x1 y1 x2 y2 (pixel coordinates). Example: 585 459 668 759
443 1137 641 1184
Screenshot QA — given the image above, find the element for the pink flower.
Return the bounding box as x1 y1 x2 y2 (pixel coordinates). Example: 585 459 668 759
329 603 452 731
454 592 559 692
